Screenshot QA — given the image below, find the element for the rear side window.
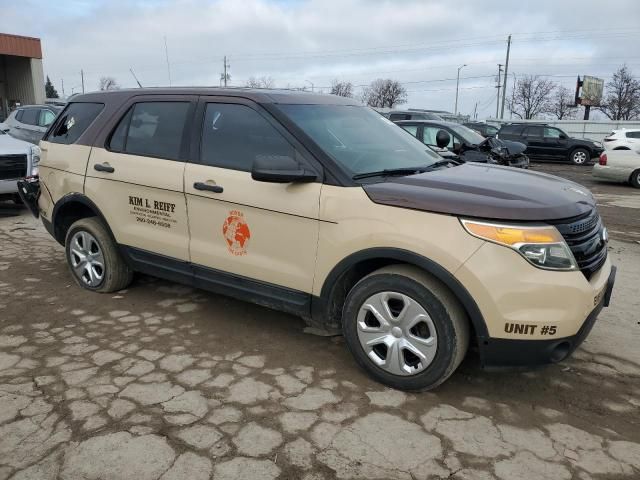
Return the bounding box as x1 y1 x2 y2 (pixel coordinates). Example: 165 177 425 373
48 103 104 145
108 102 190 160
14 110 24 122
20 108 39 126
525 126 543 138
200 103 294 172
498 125 520 135
626 131 640 139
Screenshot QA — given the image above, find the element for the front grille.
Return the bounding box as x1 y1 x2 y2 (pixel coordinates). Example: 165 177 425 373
0 154 27 181
549 209 607 279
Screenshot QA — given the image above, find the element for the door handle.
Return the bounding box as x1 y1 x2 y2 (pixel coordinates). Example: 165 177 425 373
194 182 223 193
94 163 115 173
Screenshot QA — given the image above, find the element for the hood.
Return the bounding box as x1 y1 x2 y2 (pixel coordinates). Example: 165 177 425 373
363 163 595 221
0 134 32 155
500 140 526 155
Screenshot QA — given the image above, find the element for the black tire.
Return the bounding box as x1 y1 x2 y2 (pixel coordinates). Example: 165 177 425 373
569 148 590 166
342 265 470 391
630 169 640 189
64 217 133 293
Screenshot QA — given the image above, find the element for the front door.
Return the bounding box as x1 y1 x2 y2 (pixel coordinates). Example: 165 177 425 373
184 99 322 295
84 97 195 261
542 127 569 159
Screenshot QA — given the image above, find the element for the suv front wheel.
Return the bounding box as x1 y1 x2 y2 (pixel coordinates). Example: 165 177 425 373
342 265 469 391
569 148 590 165
65 217 133 293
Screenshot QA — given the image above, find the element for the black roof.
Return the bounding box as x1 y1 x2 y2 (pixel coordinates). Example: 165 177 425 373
71 87 360 106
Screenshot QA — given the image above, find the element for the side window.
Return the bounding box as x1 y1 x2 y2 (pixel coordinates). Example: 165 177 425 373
14 109 24 122
400 125 418 137
20 108 39 126
422 126 453 148
200 103 294 172
109 102 190 160
48 103 104 145
38 109 56 127
525 126 543 138
544 127 562 139
626 131 640 139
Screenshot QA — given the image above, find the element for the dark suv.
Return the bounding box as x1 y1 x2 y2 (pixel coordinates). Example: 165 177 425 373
497 124 603 165
463 122 499 138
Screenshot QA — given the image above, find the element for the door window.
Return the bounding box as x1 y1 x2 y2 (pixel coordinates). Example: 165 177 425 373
626 131 640 139
20 108 39 126
524 126 543 138
422 126 453 148
400 125 418 137
109 102 190 160
48 102 104 145
544 127 563 139
38 109 56 127
200 103 294 171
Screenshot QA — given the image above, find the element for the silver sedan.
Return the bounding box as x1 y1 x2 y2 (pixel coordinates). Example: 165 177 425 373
592 150 640 188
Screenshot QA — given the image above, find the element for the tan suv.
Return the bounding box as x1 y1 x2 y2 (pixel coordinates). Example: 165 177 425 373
18 88 616 391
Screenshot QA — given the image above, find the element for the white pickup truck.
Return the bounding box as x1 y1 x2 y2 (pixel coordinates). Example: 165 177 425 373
0 124 40 203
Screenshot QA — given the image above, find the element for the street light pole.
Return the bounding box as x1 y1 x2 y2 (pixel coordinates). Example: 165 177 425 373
454 64 467 115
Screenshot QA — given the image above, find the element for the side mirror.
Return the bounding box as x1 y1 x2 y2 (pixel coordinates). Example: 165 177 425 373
435 130 451 149
0 123 9 133
251 155 317 183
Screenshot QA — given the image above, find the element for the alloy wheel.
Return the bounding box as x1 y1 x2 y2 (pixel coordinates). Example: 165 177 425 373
69 231 105 288
573 151 587 164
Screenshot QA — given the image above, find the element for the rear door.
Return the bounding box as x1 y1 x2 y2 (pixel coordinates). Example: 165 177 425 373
522 126 545 157
84 96 195 261
184 97 322 294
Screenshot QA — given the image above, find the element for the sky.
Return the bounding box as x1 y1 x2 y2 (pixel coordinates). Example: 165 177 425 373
2 0 640 119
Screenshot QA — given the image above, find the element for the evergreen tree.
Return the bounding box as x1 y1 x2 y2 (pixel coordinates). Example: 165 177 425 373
45 76 59 98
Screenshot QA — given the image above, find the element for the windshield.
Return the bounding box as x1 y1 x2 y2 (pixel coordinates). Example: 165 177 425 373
449 124 486 145
277 104 441 176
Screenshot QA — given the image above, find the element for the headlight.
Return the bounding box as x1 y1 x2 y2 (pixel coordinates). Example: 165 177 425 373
461 219 578 271
29 145 40 176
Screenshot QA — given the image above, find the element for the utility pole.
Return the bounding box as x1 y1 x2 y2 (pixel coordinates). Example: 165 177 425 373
305 80 314 92
164 36 172 86
510 73 517 119
454 64 467 115
221 56 231 87
473 102 478 119
500 35 511 119
495 64 503 118
80 70 85 94
61 79 65 97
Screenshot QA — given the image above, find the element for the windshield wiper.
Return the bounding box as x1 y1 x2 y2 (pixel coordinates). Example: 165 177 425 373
352 166 431 180
425 159 461 170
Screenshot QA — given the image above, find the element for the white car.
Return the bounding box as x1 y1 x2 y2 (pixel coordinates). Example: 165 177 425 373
0 126 40 202
592 150 640 188
603 128 640 152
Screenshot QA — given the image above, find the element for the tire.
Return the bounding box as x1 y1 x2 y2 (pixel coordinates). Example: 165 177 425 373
341 264 470 391
630 169 640 189
569 148 590 166
64 217 133 293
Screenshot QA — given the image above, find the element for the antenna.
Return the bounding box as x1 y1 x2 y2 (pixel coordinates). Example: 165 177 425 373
129 69 143 88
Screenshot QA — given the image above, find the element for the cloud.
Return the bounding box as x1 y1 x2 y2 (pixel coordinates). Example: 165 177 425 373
2 0 639 117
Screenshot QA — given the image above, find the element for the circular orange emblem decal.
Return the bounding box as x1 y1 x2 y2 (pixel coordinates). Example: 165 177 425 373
222 210 251 256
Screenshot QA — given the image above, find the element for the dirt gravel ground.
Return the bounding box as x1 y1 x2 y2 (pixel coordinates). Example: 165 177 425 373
1 166 639 479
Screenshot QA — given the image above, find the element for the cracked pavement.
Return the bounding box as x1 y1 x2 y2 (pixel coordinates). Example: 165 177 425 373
1 209 639 480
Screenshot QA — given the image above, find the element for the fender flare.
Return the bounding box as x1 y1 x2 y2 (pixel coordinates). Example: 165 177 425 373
316 247 489 338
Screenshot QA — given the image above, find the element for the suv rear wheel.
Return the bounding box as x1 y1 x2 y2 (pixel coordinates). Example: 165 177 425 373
570 148 589 165
65 217 133 293
342 265 469 391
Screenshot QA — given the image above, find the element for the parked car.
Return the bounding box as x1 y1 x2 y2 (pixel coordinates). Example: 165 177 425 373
496 123 603 165
2 105 62 144
463 122 499 138
396 120 529 168
602 128 640 152
592 150 640 188
387 110 443 122
0 128 40 203
18 88 615 391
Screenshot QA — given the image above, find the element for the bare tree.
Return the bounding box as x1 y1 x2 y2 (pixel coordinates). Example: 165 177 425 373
510 75 555 119
246 76 275 89
598 65 640 120
330 80 354 98
98 76 119 91
361 79 407 108
548 85 578 119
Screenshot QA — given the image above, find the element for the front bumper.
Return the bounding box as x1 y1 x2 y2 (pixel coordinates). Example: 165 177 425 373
478 265 616 368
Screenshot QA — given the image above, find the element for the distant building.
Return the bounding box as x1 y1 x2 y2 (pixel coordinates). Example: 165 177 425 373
0 33 45 121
